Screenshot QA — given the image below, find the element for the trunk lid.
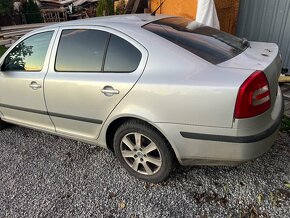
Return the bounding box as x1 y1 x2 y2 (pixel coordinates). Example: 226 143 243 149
218 42 282 106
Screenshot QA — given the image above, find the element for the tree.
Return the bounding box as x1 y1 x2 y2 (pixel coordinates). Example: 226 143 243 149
22 0 43 23
116 0 126 15
3 42 33 71
96 0 114 16
0 0 13 16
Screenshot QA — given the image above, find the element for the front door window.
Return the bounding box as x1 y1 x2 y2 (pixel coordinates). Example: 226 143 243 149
2 31 53 72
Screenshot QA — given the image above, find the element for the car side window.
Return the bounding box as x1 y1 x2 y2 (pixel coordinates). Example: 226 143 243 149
2 31 53 71
104 35 142 72
55 29 110 72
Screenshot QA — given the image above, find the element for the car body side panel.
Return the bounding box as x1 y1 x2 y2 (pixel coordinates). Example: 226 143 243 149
155 87 283 165
0 28 58 131
98 86 283 165
99 29 253 128
0 16 283 168
97 28 282 165
96 39 251 158
44 26 148 139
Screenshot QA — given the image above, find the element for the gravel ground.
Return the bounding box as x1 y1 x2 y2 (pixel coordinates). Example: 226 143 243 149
0 126 289 218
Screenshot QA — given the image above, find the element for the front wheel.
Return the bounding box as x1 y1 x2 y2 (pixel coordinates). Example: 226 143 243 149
113 120 175 183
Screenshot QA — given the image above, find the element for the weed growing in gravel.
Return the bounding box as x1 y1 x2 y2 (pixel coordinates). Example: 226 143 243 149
280 116 290 132
0 45 7 57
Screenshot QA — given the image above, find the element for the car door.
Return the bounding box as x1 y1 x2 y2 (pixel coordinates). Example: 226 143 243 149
0 29 57 131
44 26 148 139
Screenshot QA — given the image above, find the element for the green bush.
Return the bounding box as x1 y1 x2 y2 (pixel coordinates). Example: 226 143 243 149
23 0 43 23
96 0 114 16
0 46 7 57
0 0 13 16
280 116 290 132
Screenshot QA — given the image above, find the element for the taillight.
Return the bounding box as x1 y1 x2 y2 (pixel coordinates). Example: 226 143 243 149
234 71 271 119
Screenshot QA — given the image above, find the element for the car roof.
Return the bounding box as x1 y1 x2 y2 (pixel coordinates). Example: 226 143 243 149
39 14 176 30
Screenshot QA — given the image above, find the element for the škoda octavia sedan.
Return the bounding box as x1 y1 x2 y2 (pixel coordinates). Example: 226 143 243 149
0 14 283 182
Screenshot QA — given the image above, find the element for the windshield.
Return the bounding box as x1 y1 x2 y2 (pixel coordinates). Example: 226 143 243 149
143 17 248 65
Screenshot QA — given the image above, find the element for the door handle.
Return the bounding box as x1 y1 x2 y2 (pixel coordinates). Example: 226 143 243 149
101 86 120 96
29 81 42 90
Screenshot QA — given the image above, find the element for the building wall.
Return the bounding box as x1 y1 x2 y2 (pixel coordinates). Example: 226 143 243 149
149 0 239 35
215 0 240 35
150 0 198 19
237 0 290 69
115 0 239 35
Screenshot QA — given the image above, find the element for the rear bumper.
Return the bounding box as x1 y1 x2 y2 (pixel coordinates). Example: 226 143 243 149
155 87 284 166
180 127 280 166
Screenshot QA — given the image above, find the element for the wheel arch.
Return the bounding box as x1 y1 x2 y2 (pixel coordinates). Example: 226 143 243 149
105 116 181 163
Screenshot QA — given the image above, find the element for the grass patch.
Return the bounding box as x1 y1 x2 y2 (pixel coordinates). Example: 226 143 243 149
280 116 290 132
0 45 7 57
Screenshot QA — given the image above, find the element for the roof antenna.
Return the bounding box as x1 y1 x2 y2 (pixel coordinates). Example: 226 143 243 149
151 0 167 16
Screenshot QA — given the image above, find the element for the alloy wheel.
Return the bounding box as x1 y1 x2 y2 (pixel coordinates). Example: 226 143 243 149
120 132 162 175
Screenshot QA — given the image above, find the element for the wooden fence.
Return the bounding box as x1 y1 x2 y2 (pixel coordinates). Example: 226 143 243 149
0 23 52 48
214 0 240 35
0 14 24 26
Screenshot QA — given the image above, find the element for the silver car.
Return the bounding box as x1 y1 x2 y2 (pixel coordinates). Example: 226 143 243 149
0 14 283 183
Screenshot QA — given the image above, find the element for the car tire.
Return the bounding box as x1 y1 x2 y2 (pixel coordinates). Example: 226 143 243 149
113 120 175 183
0 119 9 130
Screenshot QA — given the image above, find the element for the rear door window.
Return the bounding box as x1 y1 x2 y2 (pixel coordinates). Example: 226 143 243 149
143 17 248 64
104 35 142 72
55 29 109 72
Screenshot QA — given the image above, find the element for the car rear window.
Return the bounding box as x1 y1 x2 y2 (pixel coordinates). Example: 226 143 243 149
143 17 248 65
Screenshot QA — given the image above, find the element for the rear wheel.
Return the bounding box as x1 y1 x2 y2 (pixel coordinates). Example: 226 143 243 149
113 120 175 183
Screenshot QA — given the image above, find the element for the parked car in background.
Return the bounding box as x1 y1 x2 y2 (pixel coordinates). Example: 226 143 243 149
0 14 283 182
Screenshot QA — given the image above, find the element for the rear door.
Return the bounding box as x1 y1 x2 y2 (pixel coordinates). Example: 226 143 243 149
44 26 148 139
0 30 56 130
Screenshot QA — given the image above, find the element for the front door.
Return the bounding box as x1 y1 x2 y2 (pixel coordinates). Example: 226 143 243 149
0 30 56 131
44 26 148 139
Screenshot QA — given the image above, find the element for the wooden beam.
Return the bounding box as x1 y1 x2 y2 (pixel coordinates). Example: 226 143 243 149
0 39 12 46
1 28 36 39
0 23 52 31
132 0 141 13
